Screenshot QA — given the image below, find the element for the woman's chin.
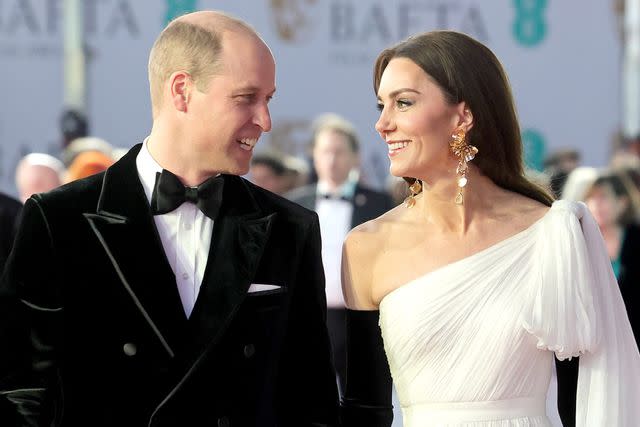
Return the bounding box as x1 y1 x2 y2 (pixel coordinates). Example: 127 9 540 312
389 164 411 179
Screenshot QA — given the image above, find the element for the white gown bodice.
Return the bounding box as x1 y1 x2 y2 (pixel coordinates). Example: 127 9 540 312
379 201 640 426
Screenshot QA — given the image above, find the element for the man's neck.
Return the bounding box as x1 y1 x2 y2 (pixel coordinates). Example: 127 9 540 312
318 179 347 194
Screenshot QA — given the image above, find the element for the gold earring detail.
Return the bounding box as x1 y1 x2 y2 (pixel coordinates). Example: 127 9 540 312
450 129 478 205
404 179 422 208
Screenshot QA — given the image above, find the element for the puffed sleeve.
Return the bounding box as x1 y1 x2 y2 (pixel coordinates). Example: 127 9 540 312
523 200 640 426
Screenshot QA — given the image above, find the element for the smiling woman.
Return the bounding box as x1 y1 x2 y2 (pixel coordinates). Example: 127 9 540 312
373 31 552 208
339 30 640 427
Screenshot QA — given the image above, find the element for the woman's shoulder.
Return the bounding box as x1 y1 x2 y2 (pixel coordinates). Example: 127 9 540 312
343 205 405 309
346 203 404 245
491 191 552 232
537 200 596 231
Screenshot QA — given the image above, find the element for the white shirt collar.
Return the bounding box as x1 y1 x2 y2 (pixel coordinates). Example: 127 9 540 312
136 136 163 204
317 179 356 199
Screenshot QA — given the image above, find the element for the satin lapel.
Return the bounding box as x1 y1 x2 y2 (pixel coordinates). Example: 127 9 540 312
188 175 276 353
84 145 188 358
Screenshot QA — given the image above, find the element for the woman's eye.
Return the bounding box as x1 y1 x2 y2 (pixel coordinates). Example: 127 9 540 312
376 103 384 111
397 99 412 109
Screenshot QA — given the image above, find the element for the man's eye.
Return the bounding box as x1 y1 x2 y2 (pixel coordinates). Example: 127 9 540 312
237 94 256 102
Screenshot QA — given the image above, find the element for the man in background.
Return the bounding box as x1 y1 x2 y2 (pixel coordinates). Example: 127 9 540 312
14 153 64 203
287 113 394 394
0 192 21 273
250 152 290 194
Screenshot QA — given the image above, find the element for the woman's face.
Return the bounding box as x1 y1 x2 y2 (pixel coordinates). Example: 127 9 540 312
375 57 465 180
586 183 626 228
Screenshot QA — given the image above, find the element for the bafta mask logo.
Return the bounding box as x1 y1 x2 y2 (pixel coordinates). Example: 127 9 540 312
270 0 318 42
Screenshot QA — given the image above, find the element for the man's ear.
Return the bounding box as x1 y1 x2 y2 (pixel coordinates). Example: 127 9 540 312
169 71 191 112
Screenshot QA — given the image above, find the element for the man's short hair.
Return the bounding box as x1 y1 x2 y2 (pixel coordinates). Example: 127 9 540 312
311 113 360 153
147 13 256 116
251 153 287 176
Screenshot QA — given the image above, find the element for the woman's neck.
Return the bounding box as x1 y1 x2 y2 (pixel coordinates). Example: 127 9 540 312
416 169 499 235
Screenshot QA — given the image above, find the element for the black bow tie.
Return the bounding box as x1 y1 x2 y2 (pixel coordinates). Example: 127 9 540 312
150 169 224 220
320 193 350 202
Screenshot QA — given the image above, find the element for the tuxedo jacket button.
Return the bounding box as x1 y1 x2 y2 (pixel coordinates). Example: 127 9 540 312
123 342 137 356
218 416 230 427
243 343 255 358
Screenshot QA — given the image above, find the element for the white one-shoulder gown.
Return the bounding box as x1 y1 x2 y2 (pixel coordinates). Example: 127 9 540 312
379 201 640 427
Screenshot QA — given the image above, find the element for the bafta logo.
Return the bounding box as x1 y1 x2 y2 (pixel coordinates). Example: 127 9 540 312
164 0 198 25
270 0 318 42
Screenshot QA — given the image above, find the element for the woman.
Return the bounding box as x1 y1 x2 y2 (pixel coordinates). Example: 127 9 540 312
584 170 640 350
340 31 640 426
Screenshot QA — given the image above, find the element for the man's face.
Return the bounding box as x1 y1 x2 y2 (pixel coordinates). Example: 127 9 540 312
313 129 358 187
186 32 276 177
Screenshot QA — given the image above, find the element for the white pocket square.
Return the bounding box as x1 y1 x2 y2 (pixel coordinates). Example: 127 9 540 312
248 283 282 293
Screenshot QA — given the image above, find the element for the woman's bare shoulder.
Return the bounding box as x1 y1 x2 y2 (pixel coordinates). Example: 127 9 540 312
490 190 551 229
342 205 404 309
509 193 551 226
346 203 404 249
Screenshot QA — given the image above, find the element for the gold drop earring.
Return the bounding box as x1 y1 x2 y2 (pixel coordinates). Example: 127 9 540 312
449 128 478 205
404 179 422 208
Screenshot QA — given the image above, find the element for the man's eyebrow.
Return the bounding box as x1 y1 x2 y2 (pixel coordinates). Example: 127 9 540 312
232 85 259 94
232 86 276 96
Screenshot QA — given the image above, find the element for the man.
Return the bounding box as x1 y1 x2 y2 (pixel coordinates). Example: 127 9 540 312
249 152 289 195
0 11 338 426
286 113 394 394
14 153 64 203
0 192 21 273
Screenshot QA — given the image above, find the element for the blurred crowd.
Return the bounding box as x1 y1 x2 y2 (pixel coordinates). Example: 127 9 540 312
0 110 638 427
2 112 640 349
4 114 640 263
0 133 126 272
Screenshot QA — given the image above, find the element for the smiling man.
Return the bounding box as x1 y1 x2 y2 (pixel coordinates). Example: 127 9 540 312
0 11 338 427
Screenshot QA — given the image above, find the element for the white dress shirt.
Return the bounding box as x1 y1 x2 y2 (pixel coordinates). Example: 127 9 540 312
136 139 214 318
315 180 355 308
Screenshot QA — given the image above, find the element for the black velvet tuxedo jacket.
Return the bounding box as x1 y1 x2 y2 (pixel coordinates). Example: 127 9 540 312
0 144 339 426
286 184 394 229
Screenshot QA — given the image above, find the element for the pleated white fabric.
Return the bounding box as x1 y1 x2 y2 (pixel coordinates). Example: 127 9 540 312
379 200 640 427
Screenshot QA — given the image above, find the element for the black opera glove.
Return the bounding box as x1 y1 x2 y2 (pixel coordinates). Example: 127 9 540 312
339 309 394 427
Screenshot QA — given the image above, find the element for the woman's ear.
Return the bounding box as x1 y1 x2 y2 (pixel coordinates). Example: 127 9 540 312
457 102 474 132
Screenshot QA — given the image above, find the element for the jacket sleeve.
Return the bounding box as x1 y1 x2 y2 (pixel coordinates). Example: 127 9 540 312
340 309 393 427
0 196 63 426
276 213 340 426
